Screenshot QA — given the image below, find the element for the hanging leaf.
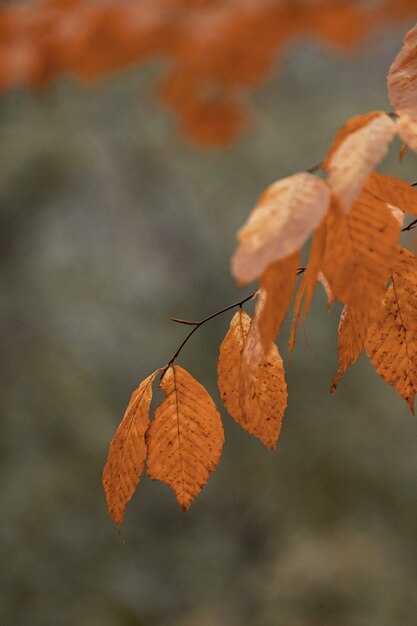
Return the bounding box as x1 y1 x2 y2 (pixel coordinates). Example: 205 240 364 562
365 247 417 413
322 111 383 169
258 251 300 352
325 111 396 213
366 171 417 217
388 22 417 116
330 305 371 392
146 365 224 511
289 219 328 353
232 172 330 284
395 113 417 154
217 308 287 450
103 370 158 526
322 189 400 318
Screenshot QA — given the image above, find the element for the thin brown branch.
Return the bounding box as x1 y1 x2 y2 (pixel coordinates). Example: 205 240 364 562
161 291 257 378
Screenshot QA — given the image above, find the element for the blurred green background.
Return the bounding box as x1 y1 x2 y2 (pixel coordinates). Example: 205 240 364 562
2 17 417 626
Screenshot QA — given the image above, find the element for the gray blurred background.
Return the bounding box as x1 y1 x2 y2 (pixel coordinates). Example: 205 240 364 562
2 16 417 626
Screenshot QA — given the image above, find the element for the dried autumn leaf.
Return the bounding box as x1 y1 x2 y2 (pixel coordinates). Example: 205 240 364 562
395 113 417 154
322 190 400 318
366 171 417 217
232 172 330 284
289 219 328 353
365 247 417 413
258 251 300 352
322 111 383 170
102 370 158 526
326 112 396 213
330 305 371 392
387 22 417 116
146 365 224 511
217 308 287 450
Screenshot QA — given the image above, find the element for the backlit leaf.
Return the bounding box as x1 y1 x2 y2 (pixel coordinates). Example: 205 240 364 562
395 113 417 154
232 172 330 284
325 112 396 213
388 22 417 116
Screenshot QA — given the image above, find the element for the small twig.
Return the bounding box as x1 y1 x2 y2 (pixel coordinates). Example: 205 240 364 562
170 317 199 325
161 139 417 379
161 291 257 378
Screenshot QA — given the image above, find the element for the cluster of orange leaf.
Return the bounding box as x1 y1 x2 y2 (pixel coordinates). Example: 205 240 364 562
2 0 417 145
103 23 417 524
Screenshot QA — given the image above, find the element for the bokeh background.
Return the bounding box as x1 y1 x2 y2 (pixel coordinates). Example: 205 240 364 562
2 7 417 626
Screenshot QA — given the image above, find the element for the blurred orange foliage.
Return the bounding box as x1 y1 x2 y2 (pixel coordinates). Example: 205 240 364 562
1 1 415 141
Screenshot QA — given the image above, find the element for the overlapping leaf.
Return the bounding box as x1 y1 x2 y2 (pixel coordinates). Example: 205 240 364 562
388 22 417 116
322 188 401 319
146 365 224 511
325 112 397 213
366 171 417 217
395 113 417 153
102 370 158 526
217 307 287 450
365 247 417 413
258 251 300 352
289 220 328 353
330 306 371 392
232 172 330 284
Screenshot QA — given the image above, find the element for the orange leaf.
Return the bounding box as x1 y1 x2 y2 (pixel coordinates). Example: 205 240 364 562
387 22 417 117
322 190 400 318
102 370 158 526
395 113 417 154
217 307 287 450
232 172 330 284
258 251 300 352
330 305 371 392
146 365 224 511
322 111 382 169
366 171 417 217
325 112 396 213
289 219 328 353
365 247 417 413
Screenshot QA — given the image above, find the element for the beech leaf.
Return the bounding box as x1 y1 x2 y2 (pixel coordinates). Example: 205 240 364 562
326 112 396 213
330 305 371 392
217 308 287 450
322 189 400 319
102 370 158 526
388 22 417 117
146 365 224 511
232 172 330 284
366 171 417 217
365 248 417 413
258 251 300 352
